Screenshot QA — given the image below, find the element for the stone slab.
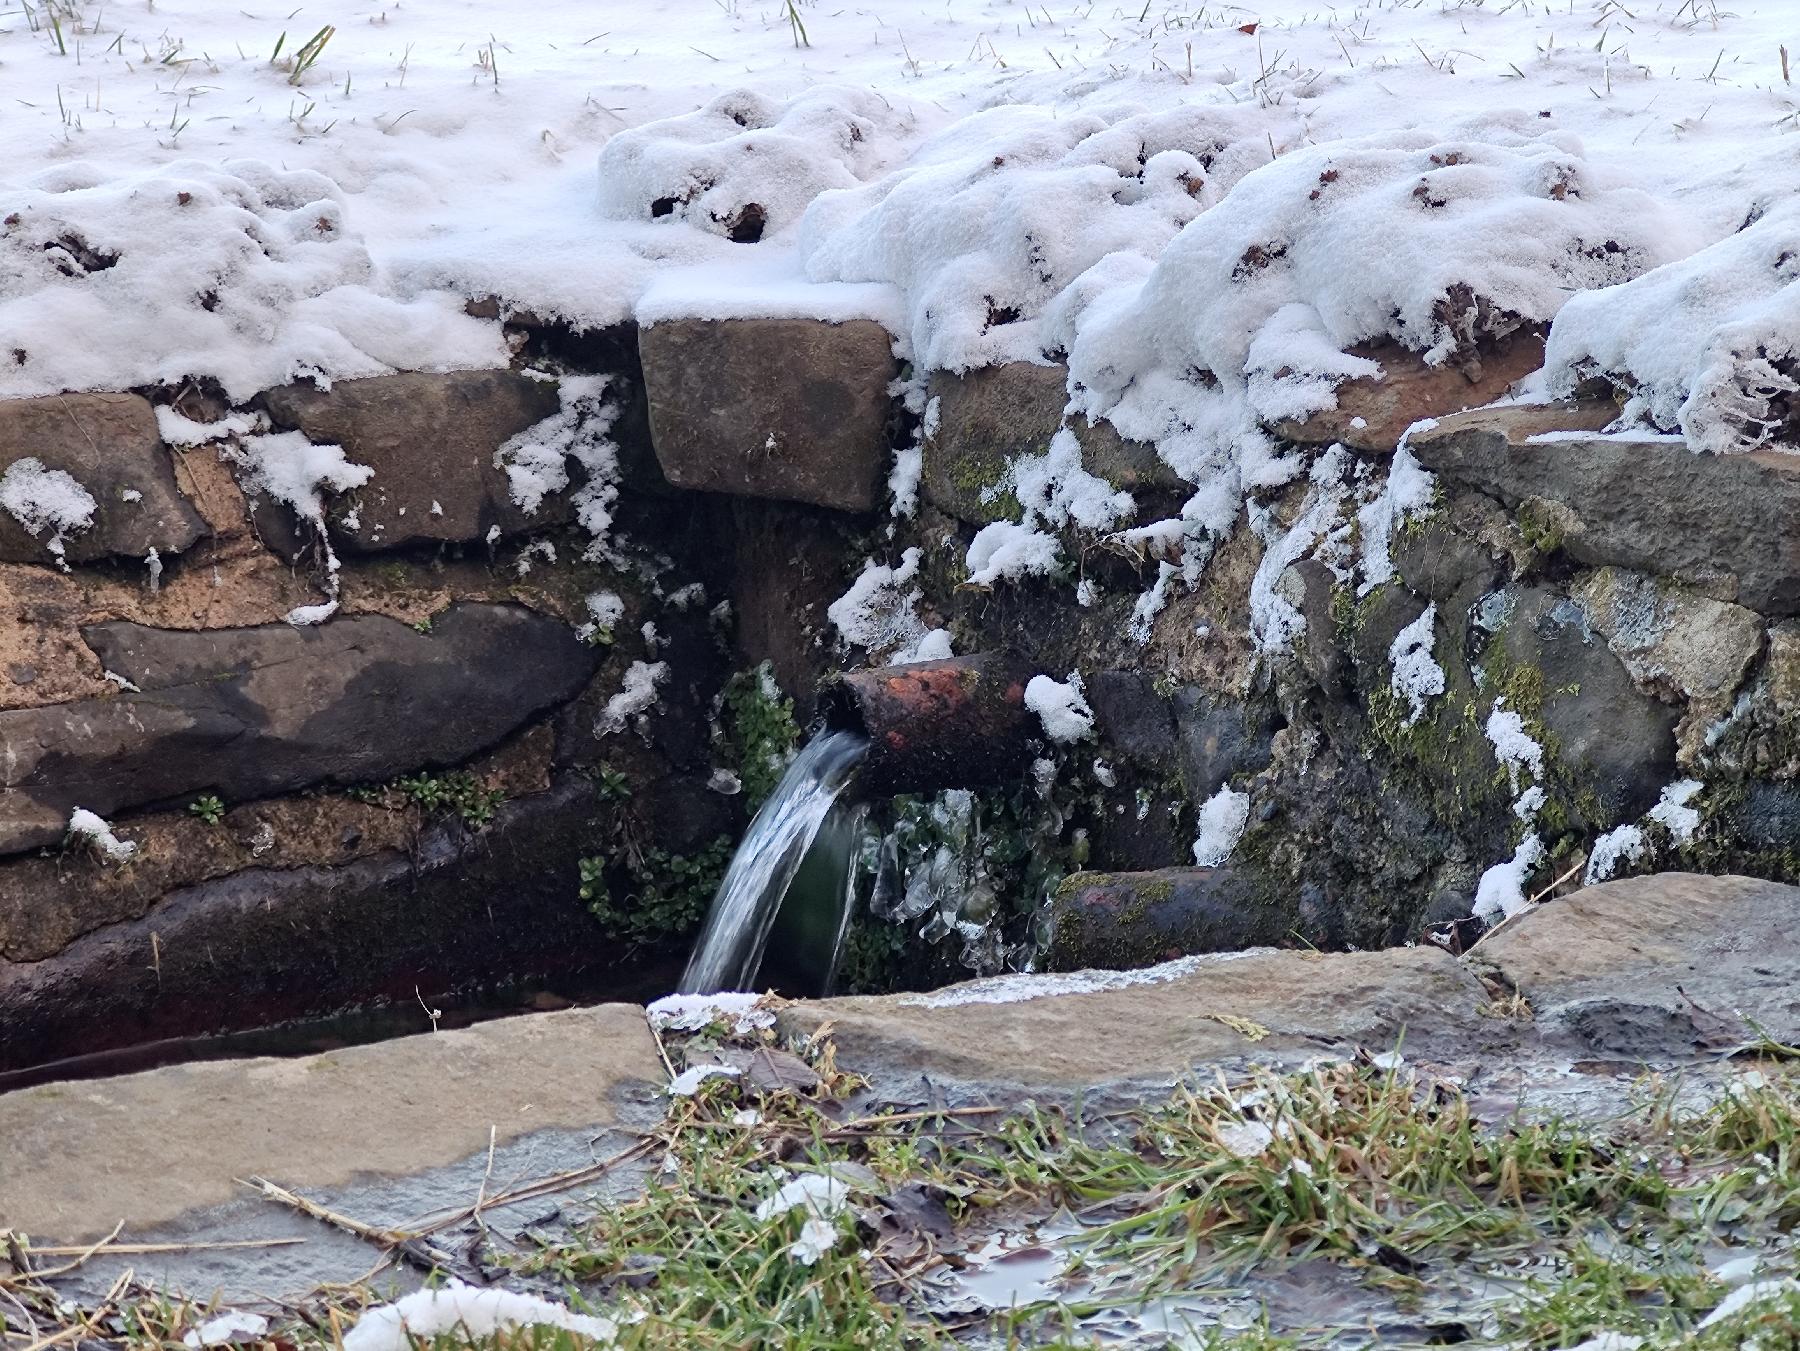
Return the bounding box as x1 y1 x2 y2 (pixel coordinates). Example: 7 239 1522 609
640 318 895 512
0 393 206 563
1476 872 1800 1059
783 946 1497 1089
0 602 600 855
0 1003 664 1244
1409 404 1800 615
258 371 564 551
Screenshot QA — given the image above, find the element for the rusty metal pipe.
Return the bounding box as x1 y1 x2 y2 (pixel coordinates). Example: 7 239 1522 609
817 653 1037 798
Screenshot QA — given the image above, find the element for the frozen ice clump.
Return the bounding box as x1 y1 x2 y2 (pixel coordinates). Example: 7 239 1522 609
803 102 1274 373
598 87 904 242
0 159 502 402
597 660 668 737
1547 192 1800 455
0 456 96 566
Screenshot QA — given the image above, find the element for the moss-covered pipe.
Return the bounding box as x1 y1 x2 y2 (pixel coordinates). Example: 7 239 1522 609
817 653 1036 797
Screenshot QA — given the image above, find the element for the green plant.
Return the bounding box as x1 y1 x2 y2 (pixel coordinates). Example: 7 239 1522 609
579 836 733 945
187 794 225 826
394 771 506 829
722 663 800 808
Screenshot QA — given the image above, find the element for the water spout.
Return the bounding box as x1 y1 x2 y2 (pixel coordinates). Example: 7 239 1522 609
680 654 1039 997
818 653 1035 797
679 730 868 995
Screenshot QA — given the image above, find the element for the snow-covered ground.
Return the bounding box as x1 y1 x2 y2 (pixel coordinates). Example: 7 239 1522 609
3 0 1794 404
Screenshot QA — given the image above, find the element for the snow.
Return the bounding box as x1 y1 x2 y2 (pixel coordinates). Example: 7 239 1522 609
576 590 626 644
1649 778 1704 844
1585 824 1647 885
182 1314 268 1348
1472 834 1545 924
1192 786 1250 867
1548 193 1800 456
495 375 621 556
827 547 947 661
667 1064 741 1097
1024 673 1095 744
342 1281 616 1351
1215 1121 1275 1160
231 429 373 625
155 407 260 448
754 1172 850 1222
596 659 668 737
0 457 97 567
1485 703 1546 795
900 948 1262 1010
1357 446 1437 595
1698 1280 1800 1330
67 807 136 863
964 520 1061 588
1387 604 1444 727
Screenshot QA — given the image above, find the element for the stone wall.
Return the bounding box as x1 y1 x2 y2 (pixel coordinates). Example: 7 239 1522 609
6 308 1799 1067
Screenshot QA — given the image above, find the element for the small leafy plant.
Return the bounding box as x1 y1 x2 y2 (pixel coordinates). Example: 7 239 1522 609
187 794 225 826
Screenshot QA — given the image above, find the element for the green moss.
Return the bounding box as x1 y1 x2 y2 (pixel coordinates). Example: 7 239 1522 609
944 445 1024 524
1515 498 1566 559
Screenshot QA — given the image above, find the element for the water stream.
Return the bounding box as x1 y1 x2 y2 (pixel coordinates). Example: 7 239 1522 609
680 730 869 994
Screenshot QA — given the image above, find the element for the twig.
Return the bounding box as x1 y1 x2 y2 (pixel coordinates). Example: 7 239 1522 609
0 1221 122 1286
6 1235 303 1260
827 1105 1004 1133
471 1125 498 1230
409 1136 656 1237
244 1179 410 1247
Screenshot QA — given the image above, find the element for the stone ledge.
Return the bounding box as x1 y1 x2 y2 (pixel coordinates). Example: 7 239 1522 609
639 318 895 512
0 1002 663 1242
1409 403 1800 615
0 602 601 855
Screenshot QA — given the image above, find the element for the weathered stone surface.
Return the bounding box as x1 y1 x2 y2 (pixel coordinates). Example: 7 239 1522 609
1389 495 1506 612
0 392 206 563
783 946 1493 1088
1571 567 1764 760
728 498 854 717
640 318 895 512
1495 586 1678 823
1173 690 1278 802
923 362 1183 523
1410 404 1800 615
1085 671 1178 773
1276 331 1547 453
0 1000 661 1242
0 775 680 1071
0 602 601 854
1044 867 1290 971
1479 873 1800 1058
258 370 564 551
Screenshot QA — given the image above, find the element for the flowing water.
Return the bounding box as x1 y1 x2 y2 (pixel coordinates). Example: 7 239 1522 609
680 730 869 994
